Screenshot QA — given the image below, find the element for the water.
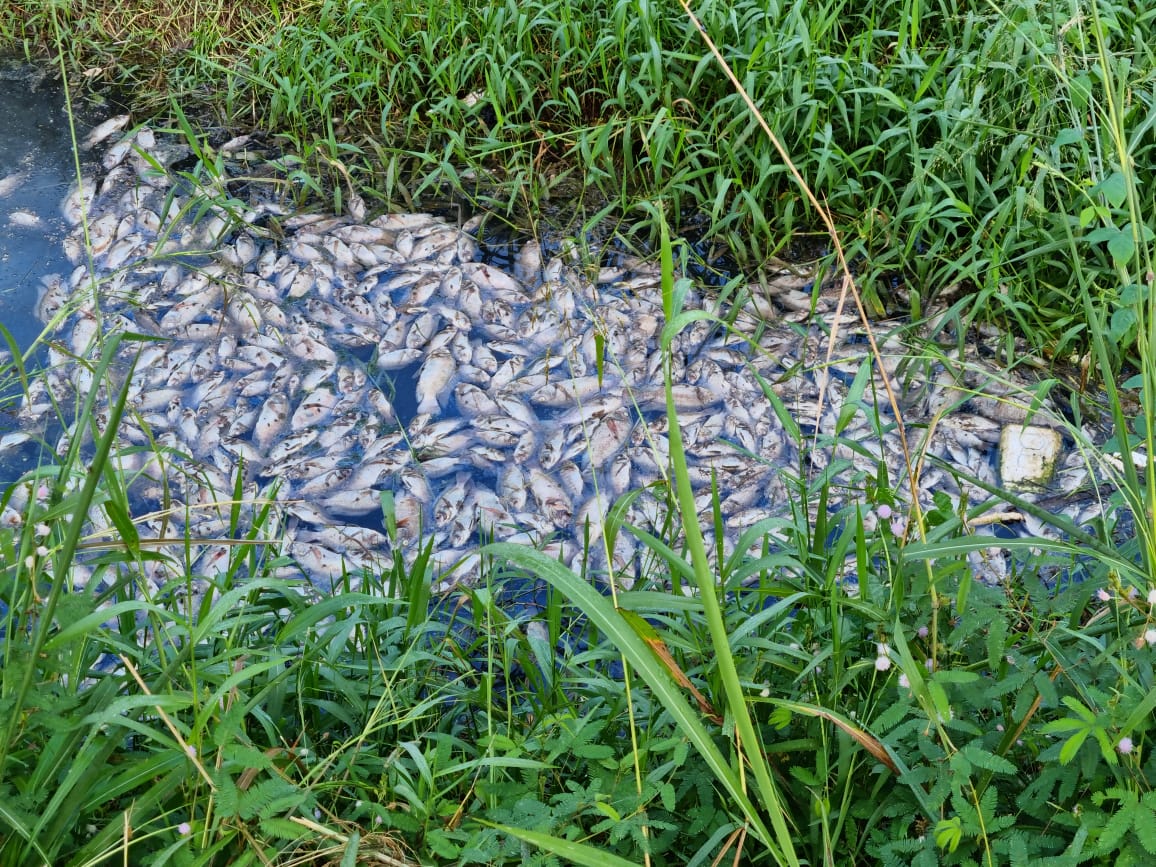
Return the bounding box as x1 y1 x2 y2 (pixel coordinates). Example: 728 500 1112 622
0 59 101 351
0 60 1118 604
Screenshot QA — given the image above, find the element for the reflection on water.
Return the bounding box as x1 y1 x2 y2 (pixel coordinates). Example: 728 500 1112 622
0 60 100 351
0 59 104 484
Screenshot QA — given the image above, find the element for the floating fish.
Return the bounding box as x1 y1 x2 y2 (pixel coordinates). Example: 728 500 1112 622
24 113 1101 597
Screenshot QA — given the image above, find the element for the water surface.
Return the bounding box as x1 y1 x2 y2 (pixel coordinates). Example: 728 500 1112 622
0 60 103 350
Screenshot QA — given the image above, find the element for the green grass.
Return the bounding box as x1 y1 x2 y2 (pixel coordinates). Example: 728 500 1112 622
4 0 1156 864
6 0 1156 367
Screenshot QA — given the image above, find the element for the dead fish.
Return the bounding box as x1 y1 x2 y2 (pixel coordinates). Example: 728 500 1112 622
396 467 431 503
287 333 338 365
633 384 723 411
35 274 70 321
290 386 338 430
530 376 608 407
290 541 353 580
62 177 97 225
266 428 320 465
320 485 385 517
293 464 351 499
586 409 633 468
515 240 543 283
557 460 584 499
454 382 500 416
471 414 529 447
462 262 524 297
0 171 28 198
528 468 573 528
83 114 132 149
512 429 538 464
434 473 471 526
415 348 455 414
450 502 479 548
8 209 41 228
538 428 566 470
608 452 633 495
498 464 528 511
377 346 423 370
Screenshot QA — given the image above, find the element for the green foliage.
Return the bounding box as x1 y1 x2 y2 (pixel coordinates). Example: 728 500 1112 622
8 0 1156 364
6 1 1156 865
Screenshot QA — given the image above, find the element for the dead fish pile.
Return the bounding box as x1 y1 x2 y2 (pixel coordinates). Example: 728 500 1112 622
6 116 1105 595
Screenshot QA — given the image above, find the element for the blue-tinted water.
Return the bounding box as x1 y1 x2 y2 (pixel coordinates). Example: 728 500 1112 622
0 60 101 352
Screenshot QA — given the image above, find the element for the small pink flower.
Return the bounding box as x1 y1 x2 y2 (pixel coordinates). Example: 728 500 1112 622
876 504 892 520
35 523 49 538
1128 587 1139 600
178 822 191 836
996 723 1004 732
1148 588 1156 605
898 673 910 689
890 518 906 536
1145 629 1156 647
1118 737 1134 755
917 626 929 639
185 745 197 758
1096 588 1110 602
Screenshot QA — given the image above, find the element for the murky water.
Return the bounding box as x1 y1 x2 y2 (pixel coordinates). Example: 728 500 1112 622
0 60 106 485
0 59 1116 606
0 59 101 351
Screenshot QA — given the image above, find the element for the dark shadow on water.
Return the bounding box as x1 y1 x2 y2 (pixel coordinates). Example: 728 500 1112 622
0 59 103 353
386 357 421 429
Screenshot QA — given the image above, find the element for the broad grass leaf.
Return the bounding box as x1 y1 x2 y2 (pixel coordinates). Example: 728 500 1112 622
619 608 721 723
486 822 640 867
276 592 396 639
769 699 900 775
81 693 193 730
340 831 361 867
100 497 139 551
835 359 871 435
482 542 776 851
0 800 49 864
43 600 155 650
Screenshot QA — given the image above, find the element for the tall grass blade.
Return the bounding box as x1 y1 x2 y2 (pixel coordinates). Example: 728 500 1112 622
487 822 641 867
0 332 137 778
484 542 776 852
657 214 799 865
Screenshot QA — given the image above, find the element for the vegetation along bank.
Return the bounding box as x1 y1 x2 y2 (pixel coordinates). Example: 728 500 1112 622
3 0 1156 865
